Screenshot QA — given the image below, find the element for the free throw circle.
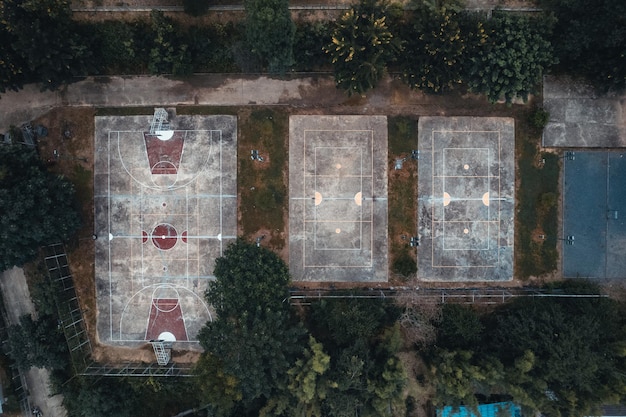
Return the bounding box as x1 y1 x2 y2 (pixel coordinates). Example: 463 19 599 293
152 223 178 250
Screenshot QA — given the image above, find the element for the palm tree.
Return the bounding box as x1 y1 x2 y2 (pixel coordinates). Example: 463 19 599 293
325 0 402 96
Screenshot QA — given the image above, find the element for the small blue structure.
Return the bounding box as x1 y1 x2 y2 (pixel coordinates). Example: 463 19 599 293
438 402 522 417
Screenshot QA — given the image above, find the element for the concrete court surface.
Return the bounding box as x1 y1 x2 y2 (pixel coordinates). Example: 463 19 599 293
289 115 389 282
563 151 626 279
94 114 236 347
417 117 515 281
0 267 67 417
542 75 626 147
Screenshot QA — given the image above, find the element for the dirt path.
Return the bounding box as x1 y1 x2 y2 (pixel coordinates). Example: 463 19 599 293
0 267 67 417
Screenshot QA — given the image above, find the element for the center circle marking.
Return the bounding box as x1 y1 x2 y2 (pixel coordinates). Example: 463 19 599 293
152 223 178 250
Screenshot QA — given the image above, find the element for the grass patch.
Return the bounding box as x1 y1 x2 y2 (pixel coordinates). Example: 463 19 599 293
388 116 418 281
388 116 417 155
238 108 289 249
516 118 559 278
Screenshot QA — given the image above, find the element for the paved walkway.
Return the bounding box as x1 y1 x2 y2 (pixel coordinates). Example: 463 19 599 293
0 74 350 132
0 72 454 132
0 267 67 417
542 75 626 147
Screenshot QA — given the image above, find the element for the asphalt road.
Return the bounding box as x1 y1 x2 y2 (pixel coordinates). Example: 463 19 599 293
0 267 67 417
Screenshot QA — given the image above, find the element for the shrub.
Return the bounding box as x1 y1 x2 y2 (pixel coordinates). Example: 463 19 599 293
529 107 550 129
393 251 417 278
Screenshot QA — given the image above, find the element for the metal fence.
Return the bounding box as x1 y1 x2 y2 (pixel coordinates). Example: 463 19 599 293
43 243 93 373
288 286 608 306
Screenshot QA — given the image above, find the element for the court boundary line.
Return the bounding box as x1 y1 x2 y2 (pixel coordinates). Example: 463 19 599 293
313 146 364 251
430 129 503 268
102 125 231 343
302 129 376 267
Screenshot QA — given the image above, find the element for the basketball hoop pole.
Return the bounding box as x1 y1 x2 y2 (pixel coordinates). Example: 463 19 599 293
150 108 169 135
150 339 172 365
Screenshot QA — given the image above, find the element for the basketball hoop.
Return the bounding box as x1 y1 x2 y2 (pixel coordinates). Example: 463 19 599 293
150 339 172 365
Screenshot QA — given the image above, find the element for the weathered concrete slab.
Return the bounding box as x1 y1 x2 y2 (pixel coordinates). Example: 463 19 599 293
542 75 626 147
417 117 515 281
94 114 237 348
289 115 388 282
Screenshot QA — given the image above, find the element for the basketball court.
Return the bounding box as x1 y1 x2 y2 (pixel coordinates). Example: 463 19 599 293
563 151 626 279
94 113 237 347
417 117 515 281
289 115 388 282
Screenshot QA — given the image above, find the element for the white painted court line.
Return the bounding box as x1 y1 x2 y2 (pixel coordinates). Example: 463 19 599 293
301 129 376 267
430 130 503 267
103 126 232 342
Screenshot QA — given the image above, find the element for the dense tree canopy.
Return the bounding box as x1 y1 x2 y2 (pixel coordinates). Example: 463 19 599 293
5 314 68 370
303 298 406 417
205 238 292 316
429 285 626 417
400 6 485 94
245 0 295 73
488 296 626 416
0 0 90 90
465 13 556 103
0 145 81 271
197 240 304 414
540 0 626 92
325 0 402 96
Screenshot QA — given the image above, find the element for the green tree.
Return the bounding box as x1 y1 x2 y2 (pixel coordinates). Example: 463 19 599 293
0 0 90 90
486 297 626 417
148 10 192 76
325 0 402 96
0 28 26 93
261 336 335 417
184 0 210 16
206 239 291 316
195 354 242 416
0 145 81 270
430 349 504 410
5 314 68 370
400 6 476 93
90 21 141 74
437 304 483 350
197 240 304 414
306 298 405 417
245 0 295 73
293 22 332 71
539 0 626 92
464 13 556 104
75 378 135 417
